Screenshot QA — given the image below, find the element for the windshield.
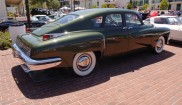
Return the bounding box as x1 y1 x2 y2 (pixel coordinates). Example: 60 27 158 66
56 14 79 24
167 17 182 25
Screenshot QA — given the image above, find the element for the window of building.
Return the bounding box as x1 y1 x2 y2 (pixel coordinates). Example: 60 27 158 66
97 1 99 6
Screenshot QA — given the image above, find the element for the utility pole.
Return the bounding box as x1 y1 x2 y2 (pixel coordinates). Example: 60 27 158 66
25 0 30 28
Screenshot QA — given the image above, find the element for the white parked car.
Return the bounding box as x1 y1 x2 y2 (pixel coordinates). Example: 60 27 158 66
143 16 182 41
32 15 54 23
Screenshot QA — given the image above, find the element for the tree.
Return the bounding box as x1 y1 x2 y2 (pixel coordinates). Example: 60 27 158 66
47 0 60 9
29 0 48 9
31 0 51 4
126 3 132 9
142 4 149 10
101 3 107 8
109 4 115 8
160 0 169 10
30 0 53 8
92 5 97 8
29 0 45 10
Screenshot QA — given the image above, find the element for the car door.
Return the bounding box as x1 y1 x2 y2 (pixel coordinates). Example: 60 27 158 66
102 13 129 55
124 13 151 51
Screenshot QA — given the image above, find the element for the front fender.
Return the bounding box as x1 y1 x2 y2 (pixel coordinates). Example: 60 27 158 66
137 27 170 37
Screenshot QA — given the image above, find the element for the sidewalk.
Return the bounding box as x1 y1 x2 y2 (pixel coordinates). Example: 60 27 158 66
0 42 182 105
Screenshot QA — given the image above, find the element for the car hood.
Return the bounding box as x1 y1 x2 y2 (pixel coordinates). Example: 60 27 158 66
32 22 61 36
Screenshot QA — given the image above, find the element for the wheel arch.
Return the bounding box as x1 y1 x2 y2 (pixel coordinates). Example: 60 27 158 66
162 33 170 44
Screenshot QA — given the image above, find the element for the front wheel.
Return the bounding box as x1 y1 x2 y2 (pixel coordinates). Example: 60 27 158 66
73 52 96 76
153 36 165 54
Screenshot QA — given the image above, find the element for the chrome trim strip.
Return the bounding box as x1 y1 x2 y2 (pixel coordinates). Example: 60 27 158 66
13 44 61 65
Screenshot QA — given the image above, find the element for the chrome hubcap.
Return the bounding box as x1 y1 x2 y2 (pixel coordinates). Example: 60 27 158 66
77 54 92 71
156 39 163 50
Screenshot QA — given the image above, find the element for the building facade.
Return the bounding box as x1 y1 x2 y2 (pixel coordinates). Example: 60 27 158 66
0 0 7 19
115 0 129 8
150 0 182 10
133 0 182 10
62 0 130 9
91 0 116 8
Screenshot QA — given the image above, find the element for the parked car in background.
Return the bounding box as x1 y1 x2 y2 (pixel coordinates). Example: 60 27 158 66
49 13 66 20
32 15 54 23
13 8 170 81
0 20 17 32
22 21 46 32
0 19 45 32
31 8 50 16
143 16 182 41
179 16 182 21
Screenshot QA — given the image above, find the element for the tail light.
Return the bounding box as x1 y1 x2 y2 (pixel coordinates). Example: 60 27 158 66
42 32 68 41
26 28 31 32
43 34 51 41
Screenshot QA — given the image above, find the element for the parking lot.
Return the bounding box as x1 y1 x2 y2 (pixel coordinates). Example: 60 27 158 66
0 41 182 105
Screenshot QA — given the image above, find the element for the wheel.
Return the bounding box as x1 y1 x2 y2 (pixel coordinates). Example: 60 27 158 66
73 52 96 76
154 36 165 53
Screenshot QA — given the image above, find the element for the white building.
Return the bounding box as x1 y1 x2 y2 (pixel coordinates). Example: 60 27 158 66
132 0 182 10
115 0 130 8
0 0 7 19
91 0 115 8
62 0 130 9
150 0 182 10
0 0 25 19
91 0 129 8
71 0 92 9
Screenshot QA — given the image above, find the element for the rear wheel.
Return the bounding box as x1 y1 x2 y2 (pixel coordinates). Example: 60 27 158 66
154 36 165 53
73 52 96 76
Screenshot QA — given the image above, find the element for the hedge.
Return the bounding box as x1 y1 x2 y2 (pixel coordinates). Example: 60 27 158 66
0 31 12 50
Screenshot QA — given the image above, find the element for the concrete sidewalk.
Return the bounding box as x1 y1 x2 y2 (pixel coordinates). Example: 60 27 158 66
0 42 182 105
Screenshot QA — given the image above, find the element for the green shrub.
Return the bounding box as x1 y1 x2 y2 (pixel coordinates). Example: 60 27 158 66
0 31 12 50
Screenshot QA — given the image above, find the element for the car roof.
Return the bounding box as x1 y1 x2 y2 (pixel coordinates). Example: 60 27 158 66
34 15 47 17
151 16 177 18
71 8 136 17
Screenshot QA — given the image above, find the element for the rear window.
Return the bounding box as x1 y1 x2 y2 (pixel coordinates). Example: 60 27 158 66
56 14 79 24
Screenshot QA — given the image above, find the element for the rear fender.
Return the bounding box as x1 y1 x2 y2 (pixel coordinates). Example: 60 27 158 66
55 31 105 67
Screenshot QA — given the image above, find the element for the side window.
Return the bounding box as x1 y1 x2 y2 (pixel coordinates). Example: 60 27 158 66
91 16 103 28
168 17 179 25
154 18 167 24
104 14 122 27
125 13 142 26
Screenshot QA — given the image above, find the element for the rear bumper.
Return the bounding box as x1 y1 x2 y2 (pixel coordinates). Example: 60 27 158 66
13 44 62 73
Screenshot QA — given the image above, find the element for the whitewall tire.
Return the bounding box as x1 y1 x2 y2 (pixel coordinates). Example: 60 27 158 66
73 52 96 76
154 36 165 53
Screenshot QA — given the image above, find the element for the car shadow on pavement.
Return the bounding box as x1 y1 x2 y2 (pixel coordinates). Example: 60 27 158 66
11 50 175 99
168 40 182 48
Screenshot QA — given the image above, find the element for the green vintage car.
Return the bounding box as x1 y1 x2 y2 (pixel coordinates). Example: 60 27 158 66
13 8 170 79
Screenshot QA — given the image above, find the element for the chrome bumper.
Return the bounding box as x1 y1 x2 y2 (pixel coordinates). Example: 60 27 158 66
13 44 62 73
